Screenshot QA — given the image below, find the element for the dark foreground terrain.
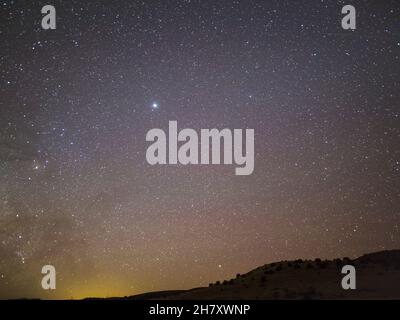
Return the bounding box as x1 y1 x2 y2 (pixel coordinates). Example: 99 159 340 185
93 250 400 300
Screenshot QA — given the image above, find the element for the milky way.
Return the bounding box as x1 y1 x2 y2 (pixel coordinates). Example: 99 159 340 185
0 0 399 299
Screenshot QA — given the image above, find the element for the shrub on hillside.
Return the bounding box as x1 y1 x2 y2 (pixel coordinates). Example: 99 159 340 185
334 258 342 266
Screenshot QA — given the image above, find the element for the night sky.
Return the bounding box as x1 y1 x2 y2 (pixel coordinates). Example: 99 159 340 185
0 0 399 299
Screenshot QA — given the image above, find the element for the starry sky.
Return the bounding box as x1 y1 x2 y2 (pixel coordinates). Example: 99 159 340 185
0 0 399 299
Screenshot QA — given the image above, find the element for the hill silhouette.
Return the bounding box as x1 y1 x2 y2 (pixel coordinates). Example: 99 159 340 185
99 249 400 300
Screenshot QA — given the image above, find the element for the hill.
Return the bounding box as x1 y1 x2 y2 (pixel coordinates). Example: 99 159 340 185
120 249 400 300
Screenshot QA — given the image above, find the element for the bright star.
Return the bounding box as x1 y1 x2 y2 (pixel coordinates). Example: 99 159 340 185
151 103 159 109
